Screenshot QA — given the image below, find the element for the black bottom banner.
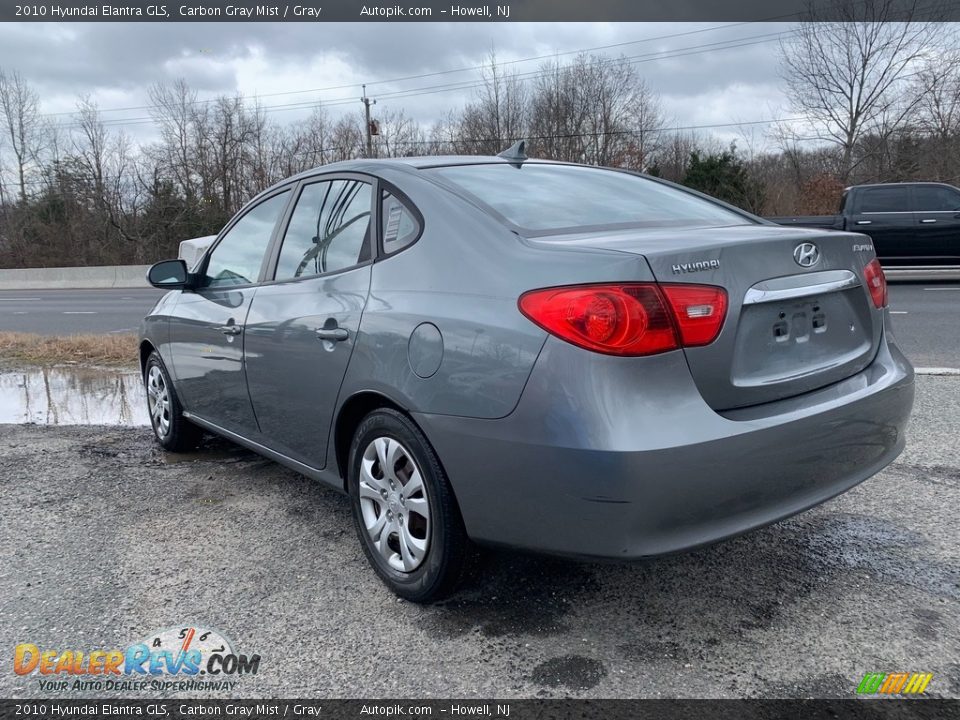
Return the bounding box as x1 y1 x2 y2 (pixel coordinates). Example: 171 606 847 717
0 700 958 720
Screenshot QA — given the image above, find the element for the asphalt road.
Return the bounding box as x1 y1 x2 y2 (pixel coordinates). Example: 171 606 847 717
0 282 957 367
0 375 957 699
0 288 166 335
886 282 960 367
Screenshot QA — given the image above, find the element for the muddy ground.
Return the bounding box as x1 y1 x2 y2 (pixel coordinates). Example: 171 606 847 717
0 376 957 699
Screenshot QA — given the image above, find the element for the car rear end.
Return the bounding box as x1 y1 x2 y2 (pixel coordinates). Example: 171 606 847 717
414 162 914 559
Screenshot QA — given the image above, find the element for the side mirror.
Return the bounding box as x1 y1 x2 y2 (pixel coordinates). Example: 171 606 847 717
147 259 192 289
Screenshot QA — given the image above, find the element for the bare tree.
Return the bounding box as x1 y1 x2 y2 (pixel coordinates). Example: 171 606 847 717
286 105 334 171
328 114 364 161
449 53 529 155
648 131 702 182
529 54 663 166
910 50 960 180
622 76 665 170
0 68 44 202
779 0 940 180
371 106 426 157
147 79 202 201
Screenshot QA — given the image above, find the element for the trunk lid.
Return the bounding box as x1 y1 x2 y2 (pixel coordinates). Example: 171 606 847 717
529 223 882 409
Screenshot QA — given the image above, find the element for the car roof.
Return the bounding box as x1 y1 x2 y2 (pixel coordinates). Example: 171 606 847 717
274 155 577 187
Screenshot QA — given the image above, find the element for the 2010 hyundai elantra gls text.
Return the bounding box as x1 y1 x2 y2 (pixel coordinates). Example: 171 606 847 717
140 145 915 602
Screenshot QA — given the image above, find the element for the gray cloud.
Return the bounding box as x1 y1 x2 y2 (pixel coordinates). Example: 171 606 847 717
0 22 789 141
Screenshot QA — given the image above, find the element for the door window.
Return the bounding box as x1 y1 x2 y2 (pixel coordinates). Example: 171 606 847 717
857 186 909 213
275 179 372 280
204 191 290 288
913 186 960 212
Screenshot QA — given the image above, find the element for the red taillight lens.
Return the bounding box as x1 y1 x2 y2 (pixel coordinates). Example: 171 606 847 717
518 282 727 356
661 284 728 347
518 284 678 356
864 258 887 308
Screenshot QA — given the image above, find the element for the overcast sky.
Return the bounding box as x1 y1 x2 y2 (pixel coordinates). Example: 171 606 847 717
0 22 794 148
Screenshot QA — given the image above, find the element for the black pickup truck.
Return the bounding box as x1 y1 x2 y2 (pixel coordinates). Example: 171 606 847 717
767 182 960 266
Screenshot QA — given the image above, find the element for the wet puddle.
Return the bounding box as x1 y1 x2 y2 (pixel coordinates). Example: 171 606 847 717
0 367 148 426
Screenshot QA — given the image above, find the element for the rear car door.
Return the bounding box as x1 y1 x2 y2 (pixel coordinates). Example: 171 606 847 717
243 175 375 469
168 188 291 435
911 184 960 264
850 185 914 264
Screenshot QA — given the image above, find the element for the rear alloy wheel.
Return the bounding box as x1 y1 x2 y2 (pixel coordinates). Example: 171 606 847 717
144 351 202 452
349 409 470 602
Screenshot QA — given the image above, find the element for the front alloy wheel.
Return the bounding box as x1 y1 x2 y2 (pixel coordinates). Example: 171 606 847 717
146 365 171 439
143 351 202 452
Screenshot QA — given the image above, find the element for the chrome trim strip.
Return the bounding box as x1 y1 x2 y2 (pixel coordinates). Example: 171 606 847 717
863 210 960 214
743 270 860 305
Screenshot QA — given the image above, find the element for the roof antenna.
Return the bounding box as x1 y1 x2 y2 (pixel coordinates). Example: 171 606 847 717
497 140 527 166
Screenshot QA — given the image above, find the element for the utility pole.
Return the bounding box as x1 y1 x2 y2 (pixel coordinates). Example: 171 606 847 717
361 84 376 158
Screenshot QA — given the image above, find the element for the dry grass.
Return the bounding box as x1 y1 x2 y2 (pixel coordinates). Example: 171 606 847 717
0 332 139 368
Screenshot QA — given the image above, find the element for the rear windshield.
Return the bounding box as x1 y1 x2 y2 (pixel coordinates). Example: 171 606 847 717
429 163 751 232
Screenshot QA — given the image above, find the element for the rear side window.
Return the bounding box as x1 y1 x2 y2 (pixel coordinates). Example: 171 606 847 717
913 185 960 212
275 179 372 280
429 163 748 232
857 186 909 213
381 190 421 254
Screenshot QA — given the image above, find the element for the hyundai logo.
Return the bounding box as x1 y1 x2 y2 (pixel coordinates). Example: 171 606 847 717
793 242 820 268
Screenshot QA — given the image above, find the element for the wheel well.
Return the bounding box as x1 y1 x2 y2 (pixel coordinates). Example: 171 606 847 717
139 340 155 374
334 392 406 489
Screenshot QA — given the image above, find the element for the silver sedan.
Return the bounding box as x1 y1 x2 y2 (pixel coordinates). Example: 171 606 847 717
140 148 915 601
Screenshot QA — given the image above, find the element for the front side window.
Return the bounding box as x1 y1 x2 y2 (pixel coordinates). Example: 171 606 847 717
913 186 960 212
429 163 749 232
382 190 421 254
204 191 290 288
858 187 909 214
275 179 372 280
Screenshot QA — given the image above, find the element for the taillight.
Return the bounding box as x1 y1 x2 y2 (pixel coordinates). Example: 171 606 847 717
661 284 728 346
518 283 727 357
864 258 887 308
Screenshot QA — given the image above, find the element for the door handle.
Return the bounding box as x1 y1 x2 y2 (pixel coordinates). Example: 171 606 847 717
920 218 937 224
315 327 349 342
855 220 871 225
218 324 242 336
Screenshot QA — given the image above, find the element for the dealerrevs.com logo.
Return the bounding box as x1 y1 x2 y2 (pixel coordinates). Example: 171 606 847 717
14 626 261 692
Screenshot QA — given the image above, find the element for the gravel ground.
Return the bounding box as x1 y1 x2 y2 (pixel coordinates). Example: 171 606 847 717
0 376 957 699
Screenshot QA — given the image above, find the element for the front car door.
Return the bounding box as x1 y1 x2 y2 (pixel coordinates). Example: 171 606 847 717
911 184 960 265
243 175 376 469
168 188 291 435
849 185 914 265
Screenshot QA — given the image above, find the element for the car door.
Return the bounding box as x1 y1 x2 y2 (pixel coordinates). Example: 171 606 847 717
168 188 291 436
243 175 375 469
849 185 914 264
911 184 960 264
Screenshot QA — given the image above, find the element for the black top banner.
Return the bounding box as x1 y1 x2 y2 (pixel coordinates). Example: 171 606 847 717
3 0 960 22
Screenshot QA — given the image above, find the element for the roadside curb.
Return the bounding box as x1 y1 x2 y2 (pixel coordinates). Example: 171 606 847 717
914 367 960 375
0 265 150 290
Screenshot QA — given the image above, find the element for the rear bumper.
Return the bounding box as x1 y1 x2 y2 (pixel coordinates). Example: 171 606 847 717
414 324 914 559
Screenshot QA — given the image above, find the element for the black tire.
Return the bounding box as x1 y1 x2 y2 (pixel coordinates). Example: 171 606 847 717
143 351 202 452
348 408 471 602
